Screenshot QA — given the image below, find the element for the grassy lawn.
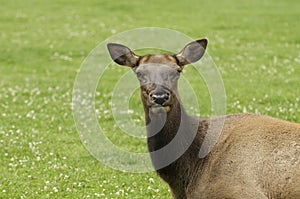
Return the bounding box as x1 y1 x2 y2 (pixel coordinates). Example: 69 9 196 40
1 0 299 198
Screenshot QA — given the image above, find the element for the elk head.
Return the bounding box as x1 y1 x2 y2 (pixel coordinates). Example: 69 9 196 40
107 39 207 116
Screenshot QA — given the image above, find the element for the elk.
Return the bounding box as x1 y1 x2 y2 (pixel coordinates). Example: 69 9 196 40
107 39 300 199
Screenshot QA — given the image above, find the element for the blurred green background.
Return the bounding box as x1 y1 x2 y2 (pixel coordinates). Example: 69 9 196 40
1 0 299 198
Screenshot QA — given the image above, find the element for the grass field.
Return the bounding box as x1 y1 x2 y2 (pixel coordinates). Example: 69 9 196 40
1 0 300 198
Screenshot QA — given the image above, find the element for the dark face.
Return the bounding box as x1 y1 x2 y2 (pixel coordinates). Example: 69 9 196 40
134 55 181 113
107 39 208 114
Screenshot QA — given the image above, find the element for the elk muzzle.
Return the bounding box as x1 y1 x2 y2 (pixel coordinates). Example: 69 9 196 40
149 88 171 114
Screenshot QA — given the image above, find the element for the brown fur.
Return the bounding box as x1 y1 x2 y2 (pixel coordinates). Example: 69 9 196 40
107 40 300 199
189 114 300 199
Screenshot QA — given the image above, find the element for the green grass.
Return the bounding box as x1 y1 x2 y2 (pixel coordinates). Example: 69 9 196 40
1 0 300 198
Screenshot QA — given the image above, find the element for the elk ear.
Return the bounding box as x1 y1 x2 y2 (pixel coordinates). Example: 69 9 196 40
107 43 140 67
175 39 208 67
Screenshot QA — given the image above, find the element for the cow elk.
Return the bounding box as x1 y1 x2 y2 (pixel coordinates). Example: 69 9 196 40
107 39 300 199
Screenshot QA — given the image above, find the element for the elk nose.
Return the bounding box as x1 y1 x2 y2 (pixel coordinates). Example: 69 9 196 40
150 92 170 105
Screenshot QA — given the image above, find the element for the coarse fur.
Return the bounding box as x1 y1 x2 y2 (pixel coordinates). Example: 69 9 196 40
107 40 300 199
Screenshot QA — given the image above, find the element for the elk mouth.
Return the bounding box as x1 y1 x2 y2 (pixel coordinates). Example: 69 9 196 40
150 105 171 114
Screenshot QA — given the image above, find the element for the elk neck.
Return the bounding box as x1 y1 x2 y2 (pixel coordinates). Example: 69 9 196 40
143 95 208 196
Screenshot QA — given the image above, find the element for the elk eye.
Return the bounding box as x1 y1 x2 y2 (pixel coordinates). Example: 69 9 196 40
136 72 147 83
173 72 180 79
136 72 142 78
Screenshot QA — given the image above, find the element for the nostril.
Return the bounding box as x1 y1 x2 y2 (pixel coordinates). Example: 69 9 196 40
164 93 169 100
151 94 158 101
149 93 154 99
